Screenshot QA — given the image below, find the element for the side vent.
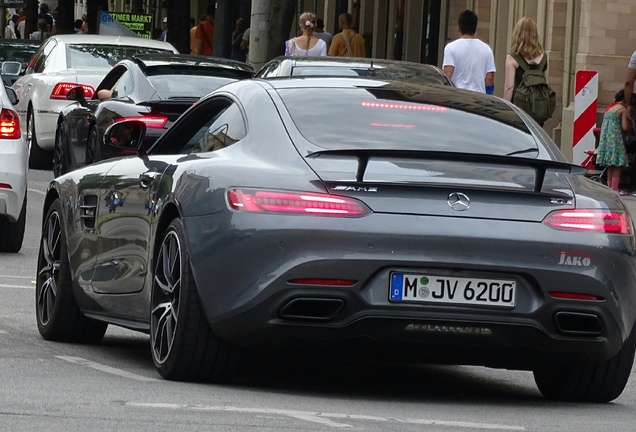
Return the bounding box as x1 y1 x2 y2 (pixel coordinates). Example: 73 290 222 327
80 195 98 230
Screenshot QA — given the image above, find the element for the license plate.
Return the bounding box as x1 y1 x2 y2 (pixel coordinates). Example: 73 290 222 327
390 273 516 307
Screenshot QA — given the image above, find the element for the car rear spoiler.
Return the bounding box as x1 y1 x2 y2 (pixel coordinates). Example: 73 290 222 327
306 149 588 193
138 98 198 115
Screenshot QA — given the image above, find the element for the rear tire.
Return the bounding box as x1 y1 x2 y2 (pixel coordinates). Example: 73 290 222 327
85 125 100 165
28 108 53 170
35 199 107 343
150 218 241 382
533 323 636 402
0 196 26 253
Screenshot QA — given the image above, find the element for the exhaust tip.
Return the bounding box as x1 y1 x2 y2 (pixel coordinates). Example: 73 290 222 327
554 311 603 336
279 298 345 322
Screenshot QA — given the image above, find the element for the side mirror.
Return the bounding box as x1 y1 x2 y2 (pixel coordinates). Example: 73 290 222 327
104 120 146 153
1 61 22 75
5 86 18 105
66 85 87 102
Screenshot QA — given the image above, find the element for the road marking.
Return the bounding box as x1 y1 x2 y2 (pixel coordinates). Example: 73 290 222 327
0 275 33 279
0 283 34 290
125 402 526 430
0 330 7 335
56 356 160 382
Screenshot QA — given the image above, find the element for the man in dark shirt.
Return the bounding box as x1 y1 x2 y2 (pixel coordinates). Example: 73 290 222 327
38 3 54 32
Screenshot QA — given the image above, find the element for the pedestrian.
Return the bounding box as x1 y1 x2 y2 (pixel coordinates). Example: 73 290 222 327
5 15 17 39
328 13 365 57
38 3 53 32
159 17 168 42
231 18 248 62
503 17 555 126
16 9 26 39
597 89 632 195
240 27 250 56
30 18 50 42
196 5 215 56
442 10 495 93
81 14 88 34
624 48 636 132
314 18 332 50
190 16 203 55
285 12 327 57
74 19 83 34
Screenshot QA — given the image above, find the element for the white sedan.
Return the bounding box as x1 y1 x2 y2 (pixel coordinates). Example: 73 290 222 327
13 34 178 169
0 85 27 252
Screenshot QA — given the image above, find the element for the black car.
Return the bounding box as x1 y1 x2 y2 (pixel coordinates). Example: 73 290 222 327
256 56 454 86
0 39 40 86
36 77 636 402
53 54 254 176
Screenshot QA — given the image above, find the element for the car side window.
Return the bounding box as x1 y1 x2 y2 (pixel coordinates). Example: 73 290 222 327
110 70 134 98
32 40 57 74
183 102 247 154
257 62 280 78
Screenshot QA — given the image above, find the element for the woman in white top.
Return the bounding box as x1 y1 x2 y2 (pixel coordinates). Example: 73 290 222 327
285 12 327 57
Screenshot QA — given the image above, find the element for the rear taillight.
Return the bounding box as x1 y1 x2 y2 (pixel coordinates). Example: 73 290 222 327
543 210 630 234
288 278 357 286
227 188 371 217
50 82 95 99
549 291 603 301
116 116 168 129
0 108 20 139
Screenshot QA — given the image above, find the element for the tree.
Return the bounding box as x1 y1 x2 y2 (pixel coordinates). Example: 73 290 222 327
57 0 75 35
25 0 38 37
165 0 190 54
248 0 295 70
87 0 109 34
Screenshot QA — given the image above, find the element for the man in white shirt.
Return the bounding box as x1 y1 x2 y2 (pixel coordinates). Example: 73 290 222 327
442 10 496 94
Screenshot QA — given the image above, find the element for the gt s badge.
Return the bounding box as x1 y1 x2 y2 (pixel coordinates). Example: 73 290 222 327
333 186 378 192
557 252 593 267
550 198 573 205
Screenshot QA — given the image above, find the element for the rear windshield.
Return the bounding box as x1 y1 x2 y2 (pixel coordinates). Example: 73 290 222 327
146 66 251 98
67 45 173 69
279 86 538 156
291 66 451 86
0 42 39 64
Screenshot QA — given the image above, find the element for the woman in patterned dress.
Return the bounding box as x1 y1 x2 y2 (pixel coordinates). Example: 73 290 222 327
597 90 632 195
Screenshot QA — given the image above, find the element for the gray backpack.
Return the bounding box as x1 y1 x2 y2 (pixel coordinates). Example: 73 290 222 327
511 53 556 124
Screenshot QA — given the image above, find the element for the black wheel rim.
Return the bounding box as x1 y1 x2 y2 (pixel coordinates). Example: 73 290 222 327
36 211 61 326
151 230 182 365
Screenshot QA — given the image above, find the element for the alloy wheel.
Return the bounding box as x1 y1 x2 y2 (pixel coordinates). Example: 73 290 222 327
36 211 61 326
27 111 34 150
151 230 182 365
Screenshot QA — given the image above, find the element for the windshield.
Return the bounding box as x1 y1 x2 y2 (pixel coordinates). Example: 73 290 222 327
67 44 173 69
146 66 252 98
278 86 538 156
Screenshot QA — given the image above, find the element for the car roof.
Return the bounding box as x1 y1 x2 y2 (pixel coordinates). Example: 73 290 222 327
132 54 254 73
50 34 176 51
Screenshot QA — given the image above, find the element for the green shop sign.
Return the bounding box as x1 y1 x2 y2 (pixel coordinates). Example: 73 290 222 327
109 12 153 39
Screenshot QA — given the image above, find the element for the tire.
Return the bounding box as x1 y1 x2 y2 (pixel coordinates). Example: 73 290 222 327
35 199 107 343
85 125 100 165
0 196 26 253
27 108 53 170
150 218 241 382
533 323 636 402
53 125 69 177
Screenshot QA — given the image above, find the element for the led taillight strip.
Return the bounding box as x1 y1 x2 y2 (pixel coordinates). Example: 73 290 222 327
227 188 371 217
543 210 631 234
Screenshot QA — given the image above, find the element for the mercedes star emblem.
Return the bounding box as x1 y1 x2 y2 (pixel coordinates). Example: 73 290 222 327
447 192 470 211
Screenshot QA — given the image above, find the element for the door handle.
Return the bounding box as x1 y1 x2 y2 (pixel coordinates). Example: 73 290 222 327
139 172 160 188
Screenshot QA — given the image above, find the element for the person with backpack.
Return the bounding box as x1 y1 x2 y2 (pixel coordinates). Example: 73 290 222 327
328 13 365 57
503 17 556 126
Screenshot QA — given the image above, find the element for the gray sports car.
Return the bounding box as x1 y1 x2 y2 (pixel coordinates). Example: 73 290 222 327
36 77 636 402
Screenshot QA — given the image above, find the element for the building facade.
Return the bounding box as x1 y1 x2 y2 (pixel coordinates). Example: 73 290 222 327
73 0 633 160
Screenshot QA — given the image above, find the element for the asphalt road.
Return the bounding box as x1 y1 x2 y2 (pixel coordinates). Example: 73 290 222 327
0 169 635 431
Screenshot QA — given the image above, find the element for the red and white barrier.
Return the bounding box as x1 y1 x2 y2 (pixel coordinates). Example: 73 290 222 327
573 71 599 165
